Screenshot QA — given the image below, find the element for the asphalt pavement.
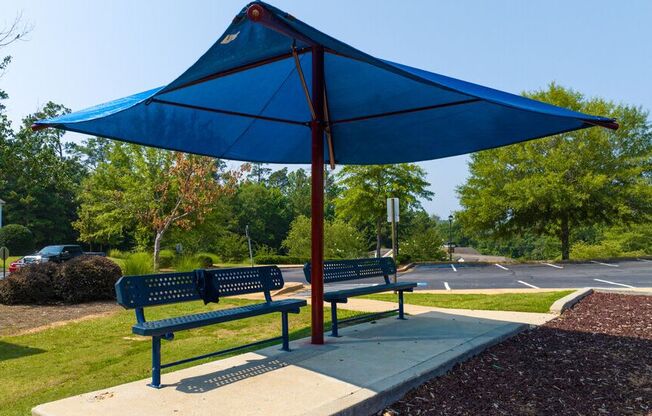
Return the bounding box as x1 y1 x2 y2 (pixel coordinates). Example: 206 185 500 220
282 259 652 290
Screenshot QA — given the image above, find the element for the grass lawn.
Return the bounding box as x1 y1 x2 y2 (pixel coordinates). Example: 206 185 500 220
0 298 359 416
363 291 573 313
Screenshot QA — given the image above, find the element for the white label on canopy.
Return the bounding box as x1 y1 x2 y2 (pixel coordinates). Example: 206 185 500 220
221 31 240 45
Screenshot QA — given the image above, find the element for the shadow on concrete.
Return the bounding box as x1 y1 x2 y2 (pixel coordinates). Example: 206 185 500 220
173 344 338 393
0 340 45 361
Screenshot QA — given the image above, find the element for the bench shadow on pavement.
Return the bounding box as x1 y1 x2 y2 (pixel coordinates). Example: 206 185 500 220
0 340 45 361
173 344 338 393
172 312 514 393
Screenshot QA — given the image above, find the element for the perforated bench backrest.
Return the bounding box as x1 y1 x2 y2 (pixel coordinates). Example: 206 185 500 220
115 271 199 309
204 266 284 297
115 266 284 309
303 257 396 284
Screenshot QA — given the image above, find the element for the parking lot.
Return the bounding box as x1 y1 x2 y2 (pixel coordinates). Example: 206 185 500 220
283 259 652 290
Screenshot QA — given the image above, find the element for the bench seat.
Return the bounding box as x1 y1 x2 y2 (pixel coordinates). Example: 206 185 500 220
324 282 417 302
133 298 306 336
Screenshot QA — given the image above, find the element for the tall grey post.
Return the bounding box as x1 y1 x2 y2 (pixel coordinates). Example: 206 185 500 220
0 198 5 228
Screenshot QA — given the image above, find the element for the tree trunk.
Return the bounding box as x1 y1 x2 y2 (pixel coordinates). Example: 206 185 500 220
560 215 570 260
375 217 382 258
153 230 163 271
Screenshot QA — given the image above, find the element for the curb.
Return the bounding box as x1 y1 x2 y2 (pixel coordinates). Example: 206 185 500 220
328 322 528 416
549 288 593 314
275 264 304 269
271 282 305 297
396 263 415 273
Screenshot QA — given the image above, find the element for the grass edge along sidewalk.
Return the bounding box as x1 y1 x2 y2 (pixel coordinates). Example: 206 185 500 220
363 290 573 313
0 298 361 416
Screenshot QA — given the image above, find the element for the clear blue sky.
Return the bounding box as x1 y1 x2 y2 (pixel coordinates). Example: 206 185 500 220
2 0 651 218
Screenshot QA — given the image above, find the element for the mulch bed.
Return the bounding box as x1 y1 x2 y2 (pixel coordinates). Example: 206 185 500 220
0 301 120 336
382 293 652 416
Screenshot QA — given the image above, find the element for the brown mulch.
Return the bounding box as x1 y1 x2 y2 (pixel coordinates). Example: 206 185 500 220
0 301 120 336
382 293 652 416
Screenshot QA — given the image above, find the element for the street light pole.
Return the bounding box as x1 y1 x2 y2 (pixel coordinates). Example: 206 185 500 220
448 214 453 262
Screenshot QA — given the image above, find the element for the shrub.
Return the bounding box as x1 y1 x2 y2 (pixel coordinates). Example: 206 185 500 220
123 252 153 275
55 256 122 303
254 255 307 265
569 240 645 260
158 249 175 268
400 228 447 262
196 252 220 265
283 216 366 259
107 249 128 259
254 245 275 257
173 256 203 272
395 253 413 265
0 224 35 256
216 233 249 262
194 254 214 268
0 262 59 305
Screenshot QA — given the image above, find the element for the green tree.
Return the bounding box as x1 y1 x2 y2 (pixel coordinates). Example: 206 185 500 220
458 84 652 259
1 103 85 246
232 182 291 251
286 168 311 218
0 224 34 255
335 164 433 257
75 142 235 269
246 162 272 184
268 167 289 190
282 215 366 259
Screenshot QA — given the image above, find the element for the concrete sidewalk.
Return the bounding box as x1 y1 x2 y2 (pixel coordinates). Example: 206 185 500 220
33 302 555 416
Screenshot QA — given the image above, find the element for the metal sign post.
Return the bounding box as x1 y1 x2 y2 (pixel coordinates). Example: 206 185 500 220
0 246 9 279
387 198 399 283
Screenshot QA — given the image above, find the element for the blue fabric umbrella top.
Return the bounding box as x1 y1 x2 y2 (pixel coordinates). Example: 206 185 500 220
33 1 617 164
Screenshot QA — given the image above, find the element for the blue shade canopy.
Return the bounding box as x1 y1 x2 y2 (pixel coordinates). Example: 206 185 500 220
33 1 617 164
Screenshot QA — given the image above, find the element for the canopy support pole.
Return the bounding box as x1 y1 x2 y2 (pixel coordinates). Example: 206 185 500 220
310 45 325 345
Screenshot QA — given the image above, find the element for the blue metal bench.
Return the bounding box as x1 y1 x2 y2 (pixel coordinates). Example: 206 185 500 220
115 266 306 388
304 257 416 337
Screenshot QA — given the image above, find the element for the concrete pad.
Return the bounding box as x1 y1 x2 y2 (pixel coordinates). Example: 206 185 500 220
32 308 531 416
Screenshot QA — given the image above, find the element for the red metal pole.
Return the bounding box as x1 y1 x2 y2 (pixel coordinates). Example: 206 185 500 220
310 45 325 344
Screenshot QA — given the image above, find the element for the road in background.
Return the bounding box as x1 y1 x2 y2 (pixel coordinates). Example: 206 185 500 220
282 260 652 290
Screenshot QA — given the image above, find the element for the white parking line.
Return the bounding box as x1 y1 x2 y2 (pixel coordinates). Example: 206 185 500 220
543 263 563 269
517 280 539 289
593 279 634 288
494 263 509 271
450 264 457 272
637 258 652 263
444 281 451 291
590 260 619 267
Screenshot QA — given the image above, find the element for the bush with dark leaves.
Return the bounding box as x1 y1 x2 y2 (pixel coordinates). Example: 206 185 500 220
194 254 214 268
55 256 122 303
0 262 59 304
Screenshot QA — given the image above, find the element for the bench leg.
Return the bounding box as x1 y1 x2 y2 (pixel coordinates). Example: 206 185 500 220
398 291 406 320
281 312 290 351
330 302 340 337
148 336 162 389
